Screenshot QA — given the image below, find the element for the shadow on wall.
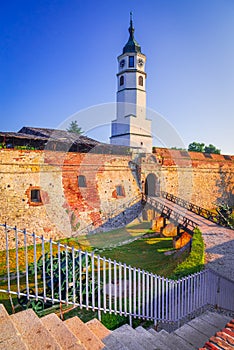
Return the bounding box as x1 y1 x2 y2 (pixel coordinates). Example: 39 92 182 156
72 199 144 249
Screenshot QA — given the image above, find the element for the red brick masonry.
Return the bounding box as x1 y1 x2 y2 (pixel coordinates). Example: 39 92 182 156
199 319 234 350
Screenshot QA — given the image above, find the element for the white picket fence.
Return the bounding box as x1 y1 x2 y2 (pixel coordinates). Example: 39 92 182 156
0 223 233 325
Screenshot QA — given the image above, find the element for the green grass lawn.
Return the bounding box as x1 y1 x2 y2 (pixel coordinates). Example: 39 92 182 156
94 236 189 277
62 221 152 251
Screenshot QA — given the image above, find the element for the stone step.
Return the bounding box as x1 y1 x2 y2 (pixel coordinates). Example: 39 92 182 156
86 318 128 350
86 318 111 340
65 316 107 350
0 304 28 350
41 313 86 350
187 314 220 338
154 329 192 350
112 323 154 350
100 333 130 350
11 308 62 349
148 328 172 350
136 326 171 350
174 323 209 349
199 310 231 329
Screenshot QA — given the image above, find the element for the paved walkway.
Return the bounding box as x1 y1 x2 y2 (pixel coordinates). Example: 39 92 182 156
155 198 234 282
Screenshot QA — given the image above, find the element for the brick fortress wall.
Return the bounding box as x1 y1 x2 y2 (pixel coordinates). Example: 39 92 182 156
0 149 141 243
141 149 234 209
0 148 233 246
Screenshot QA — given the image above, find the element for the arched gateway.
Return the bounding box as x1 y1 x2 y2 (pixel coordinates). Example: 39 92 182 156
145 173 160 197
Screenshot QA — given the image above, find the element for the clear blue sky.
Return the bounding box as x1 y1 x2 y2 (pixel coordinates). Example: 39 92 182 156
1 0 234 154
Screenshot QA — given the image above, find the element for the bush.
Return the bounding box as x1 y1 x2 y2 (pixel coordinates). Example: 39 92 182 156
170 227 205 279
101 312 128 330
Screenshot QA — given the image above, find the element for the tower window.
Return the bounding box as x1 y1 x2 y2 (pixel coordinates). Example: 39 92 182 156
120 75 124 86
129 56 134 67
78 175 87 187
31 189 41 203
139 76 143 86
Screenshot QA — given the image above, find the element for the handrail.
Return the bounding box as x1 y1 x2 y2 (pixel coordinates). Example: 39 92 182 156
161 191 233 229
143 195 198 234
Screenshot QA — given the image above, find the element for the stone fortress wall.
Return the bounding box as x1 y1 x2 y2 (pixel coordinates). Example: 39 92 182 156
141 149 234 209
0 148 233 243
0 149 141 241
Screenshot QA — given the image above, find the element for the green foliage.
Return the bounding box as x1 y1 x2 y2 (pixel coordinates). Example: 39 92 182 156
188 142 205 152
101 312 128 330
188 142 221 154
204 144 221 154
216 203 234 228
170 228 205 279
14 145 35 150
0 144 35 150
66 120 83 134
170 147 186 150
18 250 101 314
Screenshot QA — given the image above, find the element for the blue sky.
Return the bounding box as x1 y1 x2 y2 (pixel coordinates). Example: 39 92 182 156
1 0 234 154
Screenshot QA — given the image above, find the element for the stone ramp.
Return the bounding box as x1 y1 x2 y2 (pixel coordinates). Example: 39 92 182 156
150 196 234 281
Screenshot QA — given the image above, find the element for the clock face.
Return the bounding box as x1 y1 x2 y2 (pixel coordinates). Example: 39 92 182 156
138 58 144 67
120 59 125 68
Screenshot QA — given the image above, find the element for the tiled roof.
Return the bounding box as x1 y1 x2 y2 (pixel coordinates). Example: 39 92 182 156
199 318 234 350
153 147 234 163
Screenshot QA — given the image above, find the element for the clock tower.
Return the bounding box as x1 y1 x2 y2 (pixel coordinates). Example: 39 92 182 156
110 13 152 152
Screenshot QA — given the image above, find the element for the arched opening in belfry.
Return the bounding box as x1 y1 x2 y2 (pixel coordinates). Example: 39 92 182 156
145 173 160 197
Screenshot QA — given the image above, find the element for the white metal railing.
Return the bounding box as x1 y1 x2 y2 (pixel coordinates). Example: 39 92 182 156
0 223 233 325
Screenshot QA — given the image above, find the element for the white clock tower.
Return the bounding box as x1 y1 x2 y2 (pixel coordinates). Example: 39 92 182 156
110 13 152 152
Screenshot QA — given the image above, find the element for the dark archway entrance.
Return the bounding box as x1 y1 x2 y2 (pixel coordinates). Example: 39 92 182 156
145 173 160 197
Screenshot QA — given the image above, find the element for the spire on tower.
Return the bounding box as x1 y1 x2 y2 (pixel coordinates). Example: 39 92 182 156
129 11 134 38
123 12 141 54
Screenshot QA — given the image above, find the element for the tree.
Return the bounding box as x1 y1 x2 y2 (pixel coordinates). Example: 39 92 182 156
170 147 186 150
204 144 221 154
188 142 205 153
66 121 83 135
188 142 221 154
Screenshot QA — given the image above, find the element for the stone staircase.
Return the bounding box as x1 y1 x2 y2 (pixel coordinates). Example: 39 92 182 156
0 304 233 350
